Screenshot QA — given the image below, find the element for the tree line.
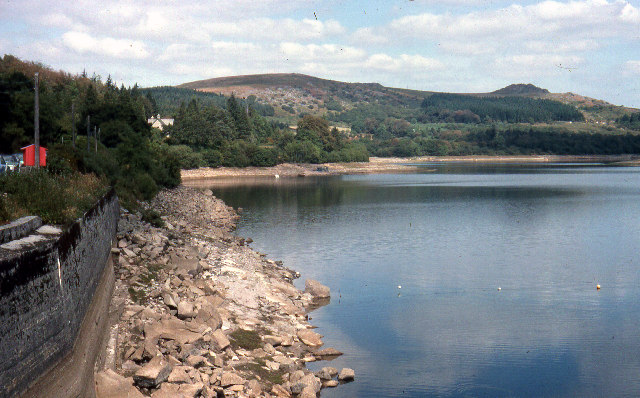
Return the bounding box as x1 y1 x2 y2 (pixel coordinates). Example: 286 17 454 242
365 125 640 157
421 94 585 123
167 97 368 167
141 86 275 118
0 55 180 207
617 113 640 131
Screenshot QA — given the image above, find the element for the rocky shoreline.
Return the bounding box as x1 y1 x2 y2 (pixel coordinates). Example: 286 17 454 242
95 186 352 398
180 155 640 181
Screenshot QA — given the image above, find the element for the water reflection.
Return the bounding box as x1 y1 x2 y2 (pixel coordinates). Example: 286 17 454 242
196 165 640 397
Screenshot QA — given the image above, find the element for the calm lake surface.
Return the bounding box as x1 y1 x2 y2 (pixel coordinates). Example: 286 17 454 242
205 164 640 397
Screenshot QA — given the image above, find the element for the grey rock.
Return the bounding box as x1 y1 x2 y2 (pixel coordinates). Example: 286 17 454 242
177 301 196 319
316 366 338 380
297 329 324 347
162 292 179 309
305 279 330 298
133 356 173 388
211 329 230 351
95 369 145 398
338 367 355 382
322 379 339 388
314 347 343 358
220 372 246 387
195 303 222 331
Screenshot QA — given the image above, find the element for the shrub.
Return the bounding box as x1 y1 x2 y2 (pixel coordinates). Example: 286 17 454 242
248 146 278 167
283 141 325 163
166 145 204 169
133 172 158 201
0 169 105 225
141 208 165 227
200 148 223 167
222 141 251 167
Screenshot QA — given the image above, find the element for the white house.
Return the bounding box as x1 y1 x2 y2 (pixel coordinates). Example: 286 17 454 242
147 115 174 131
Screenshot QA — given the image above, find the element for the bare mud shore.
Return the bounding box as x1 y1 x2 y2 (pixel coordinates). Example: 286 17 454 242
96 186 350 398
181 155 640 181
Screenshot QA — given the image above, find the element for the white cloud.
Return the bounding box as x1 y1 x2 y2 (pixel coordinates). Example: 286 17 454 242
620 3 640 23
624 60 640 74
364 53 444 73
352 27 390 46
62 31 150 59
524 39 599 53
439 41 497 55
373 0 640 42
203 18 346 42
279 42 366 62
493 54 585 78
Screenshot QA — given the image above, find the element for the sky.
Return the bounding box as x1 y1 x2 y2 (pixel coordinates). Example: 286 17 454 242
1 0 639 107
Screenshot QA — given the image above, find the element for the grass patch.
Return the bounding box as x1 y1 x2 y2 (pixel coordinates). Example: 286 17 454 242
0 169 107 225
229 329 263 350
138 263 163 286
141 208 165 228
128 286 148 305
237 361 284 385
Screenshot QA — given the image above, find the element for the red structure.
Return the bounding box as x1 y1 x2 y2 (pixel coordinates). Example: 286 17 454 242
21 144 47 167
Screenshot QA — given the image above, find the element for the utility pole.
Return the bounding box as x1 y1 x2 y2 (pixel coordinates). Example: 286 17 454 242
71 102 76 149
86 115 90 152
94 126 98 153
34 73 40 168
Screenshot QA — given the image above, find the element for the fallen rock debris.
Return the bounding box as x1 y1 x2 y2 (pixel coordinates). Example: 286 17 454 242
95 186 352 397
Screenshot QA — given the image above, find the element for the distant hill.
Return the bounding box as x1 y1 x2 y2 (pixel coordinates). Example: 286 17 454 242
177 73 418 117
491 84 550 96
171 73 639 126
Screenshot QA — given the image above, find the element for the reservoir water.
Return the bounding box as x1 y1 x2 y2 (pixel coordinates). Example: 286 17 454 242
204 164 640 397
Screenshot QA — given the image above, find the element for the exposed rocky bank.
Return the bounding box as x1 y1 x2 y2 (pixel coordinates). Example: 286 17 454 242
95 186 351 397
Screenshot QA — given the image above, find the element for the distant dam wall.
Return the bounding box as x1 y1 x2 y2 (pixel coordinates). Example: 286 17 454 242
0 189 119 398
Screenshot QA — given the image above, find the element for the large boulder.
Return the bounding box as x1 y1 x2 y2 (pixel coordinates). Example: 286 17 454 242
211 329 230 351
220 372 246 387
144 318 206 345
297 329 324 347
167 366 192 384
304 279 330 298
95 369 145 398
169 254 202 276
133 356 173 388
316 367 338 380
314 347 343 359
291 373 321 395
195 303 223 331
151 382 203 398
177 301 197 319
338 368 355 382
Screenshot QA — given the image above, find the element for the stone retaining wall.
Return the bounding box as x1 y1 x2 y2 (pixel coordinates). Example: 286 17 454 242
0 189 119 398
0 216 42 244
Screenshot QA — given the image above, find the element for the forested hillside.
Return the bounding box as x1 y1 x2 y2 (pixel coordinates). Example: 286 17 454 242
141 86 276 118
165 73 640 158
0 55 180 208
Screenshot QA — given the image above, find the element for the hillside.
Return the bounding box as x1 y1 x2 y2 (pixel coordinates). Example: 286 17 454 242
491 83 550 96
177 73 422 118
176 73 636 125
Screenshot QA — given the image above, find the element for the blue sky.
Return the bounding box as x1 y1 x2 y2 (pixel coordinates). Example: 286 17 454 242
1 0 639 107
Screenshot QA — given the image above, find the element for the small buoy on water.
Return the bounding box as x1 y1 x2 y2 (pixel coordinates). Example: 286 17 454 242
498 287 502 291
597 284 601 290
397 285 402 289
